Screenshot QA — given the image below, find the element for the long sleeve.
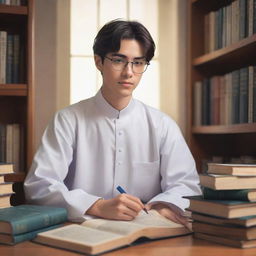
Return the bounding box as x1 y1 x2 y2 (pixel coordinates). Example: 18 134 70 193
24 111 101 221
148 116 202 211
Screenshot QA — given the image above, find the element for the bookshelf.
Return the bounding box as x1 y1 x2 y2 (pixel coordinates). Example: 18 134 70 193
0 0 34 197
187 0 256 171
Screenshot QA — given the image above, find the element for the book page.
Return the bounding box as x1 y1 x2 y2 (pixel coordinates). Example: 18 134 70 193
132 210 183 228
82 210 182 236
37 224 123 246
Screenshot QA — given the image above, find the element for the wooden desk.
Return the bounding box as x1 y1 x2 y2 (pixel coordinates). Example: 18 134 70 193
1 235 256 256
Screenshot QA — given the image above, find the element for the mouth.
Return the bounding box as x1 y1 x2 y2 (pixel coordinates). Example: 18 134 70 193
118 81 133 87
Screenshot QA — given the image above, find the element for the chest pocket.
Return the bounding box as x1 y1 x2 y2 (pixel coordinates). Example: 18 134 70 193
130 160 161 202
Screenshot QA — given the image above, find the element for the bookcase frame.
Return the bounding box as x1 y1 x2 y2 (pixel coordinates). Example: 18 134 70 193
187 0 256 171
0 1 34 177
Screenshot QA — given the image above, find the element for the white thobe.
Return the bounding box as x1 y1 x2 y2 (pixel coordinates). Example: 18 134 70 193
24 90 201 221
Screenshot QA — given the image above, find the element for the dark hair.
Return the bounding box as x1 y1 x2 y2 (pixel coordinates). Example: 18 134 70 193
93 19 155 62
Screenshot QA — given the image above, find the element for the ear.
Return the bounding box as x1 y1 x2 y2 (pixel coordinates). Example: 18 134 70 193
94 55 103 72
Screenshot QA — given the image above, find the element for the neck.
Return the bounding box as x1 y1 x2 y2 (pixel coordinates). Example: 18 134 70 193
101 88 131 111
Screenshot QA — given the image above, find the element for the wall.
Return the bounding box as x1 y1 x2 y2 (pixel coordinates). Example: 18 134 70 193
159 0 188 135
34 0 70 150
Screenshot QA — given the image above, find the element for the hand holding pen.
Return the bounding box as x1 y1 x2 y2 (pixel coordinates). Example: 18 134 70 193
116 186 148 214
86 186 148 220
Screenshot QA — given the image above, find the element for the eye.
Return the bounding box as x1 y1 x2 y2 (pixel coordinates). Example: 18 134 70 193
134 60 145 66
112 58 124 64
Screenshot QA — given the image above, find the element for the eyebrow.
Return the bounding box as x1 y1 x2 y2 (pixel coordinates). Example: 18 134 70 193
110 53 146 60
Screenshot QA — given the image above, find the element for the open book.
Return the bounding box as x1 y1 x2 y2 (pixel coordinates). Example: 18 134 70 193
33 210 191 255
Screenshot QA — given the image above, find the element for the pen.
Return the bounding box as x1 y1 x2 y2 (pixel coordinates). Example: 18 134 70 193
116 185 148 214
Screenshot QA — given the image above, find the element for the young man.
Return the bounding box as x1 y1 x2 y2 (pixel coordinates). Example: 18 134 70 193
24 20 201 226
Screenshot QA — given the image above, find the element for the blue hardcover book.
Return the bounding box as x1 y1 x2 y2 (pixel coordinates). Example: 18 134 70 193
0 204 67 235
0 224 62 245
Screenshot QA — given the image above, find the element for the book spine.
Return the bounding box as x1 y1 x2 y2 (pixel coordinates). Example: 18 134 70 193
0 125 6 162
253 66 256 122
248 66 254 123
0 31 7 84
254 0 256 34
248 0 254 36
9 224 62 245
12 34 20 84
193 81 202 126
231 70 240 124
6 34 14 84
11 208 67 235
239 67 249 123
239 0 248 40
202 79 211 125
203 187 251 201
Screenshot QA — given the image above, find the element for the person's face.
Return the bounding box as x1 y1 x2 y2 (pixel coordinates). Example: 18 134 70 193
95 39 145 103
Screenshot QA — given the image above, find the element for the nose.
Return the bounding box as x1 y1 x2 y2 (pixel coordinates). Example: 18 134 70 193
122 62 133 77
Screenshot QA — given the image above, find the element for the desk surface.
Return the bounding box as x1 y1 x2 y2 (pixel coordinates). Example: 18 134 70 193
1 235 256 256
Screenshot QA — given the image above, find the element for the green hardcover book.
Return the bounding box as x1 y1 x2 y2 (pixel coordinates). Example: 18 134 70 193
0 204 67 235
202 187 256 202
185 195 256 218
0 224 61 245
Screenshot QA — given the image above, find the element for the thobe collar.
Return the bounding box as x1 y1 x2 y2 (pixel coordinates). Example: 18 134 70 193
94 89 135 119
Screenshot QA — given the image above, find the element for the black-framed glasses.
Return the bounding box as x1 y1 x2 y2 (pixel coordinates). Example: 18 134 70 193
105 56 149 74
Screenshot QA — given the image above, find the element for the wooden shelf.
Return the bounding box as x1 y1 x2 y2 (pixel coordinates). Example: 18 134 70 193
191 0 234 12
0 4 28 15
192 123 256 134
193 34 256 74
187 0 256 171
0 84 27 96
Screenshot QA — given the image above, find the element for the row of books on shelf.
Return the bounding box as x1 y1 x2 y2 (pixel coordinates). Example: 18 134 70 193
187 162 256 248
0 0 26 6
193 65 256 126
204 0 256 54
0 123 24 172
0 31 25 84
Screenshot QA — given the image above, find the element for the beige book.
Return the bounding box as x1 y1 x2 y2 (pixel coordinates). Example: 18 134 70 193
0 183 13 195
34 210 191 255
199 174 256 190
0 195 11 208
207 163 256 176
0 163 14 175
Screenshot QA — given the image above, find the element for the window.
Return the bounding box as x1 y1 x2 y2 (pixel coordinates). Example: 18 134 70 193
70 0 160 109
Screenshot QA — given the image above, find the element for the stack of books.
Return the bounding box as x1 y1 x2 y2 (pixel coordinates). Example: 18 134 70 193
0 204 67 245
0 163 14 208
186 163 256 248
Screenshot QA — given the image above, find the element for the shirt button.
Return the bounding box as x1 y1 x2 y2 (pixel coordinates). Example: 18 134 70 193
117 161 122 166
118 148 122 153
118 131 123 136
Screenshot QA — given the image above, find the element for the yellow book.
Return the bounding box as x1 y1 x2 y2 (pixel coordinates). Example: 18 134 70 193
34 210 191 255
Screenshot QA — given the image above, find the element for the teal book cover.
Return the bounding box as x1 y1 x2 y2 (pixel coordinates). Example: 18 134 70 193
0 224 62 245
202 187 255 201
0 205 67 235
184 195 256 206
